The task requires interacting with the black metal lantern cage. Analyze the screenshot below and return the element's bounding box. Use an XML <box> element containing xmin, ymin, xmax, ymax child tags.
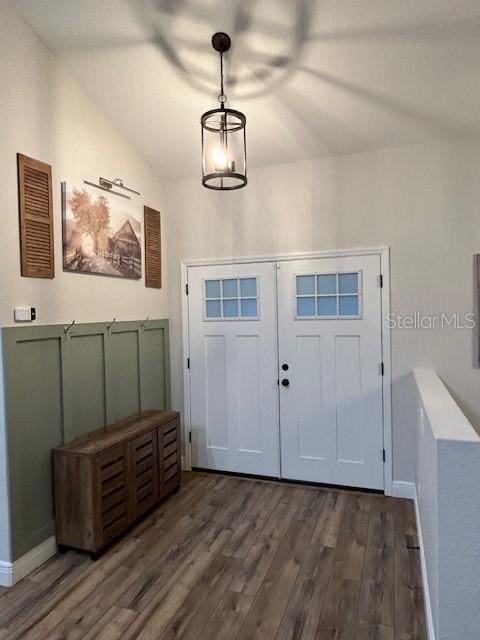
<box><xmin>201</xmin><ymin>32</ymin><xmax>247</xmax><ymax>190</ymax></box>
<box><xmin>201</xmin><ymin>107</ymin><xmax>246</xmax><ymax>190</ymax></box>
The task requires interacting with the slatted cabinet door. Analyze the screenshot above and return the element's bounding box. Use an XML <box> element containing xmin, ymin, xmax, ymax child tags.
<box><xmin>130</xmin><ymin>430</ymin><xmax>159</xmax><ymax>519</ymax></box>
<box><xmin>97</xmin><ymin>445</ymin><xmax>129</xmax><ymax>546</ymax></box>
<box><xmin>158</xmin><ymin>420</ymin><xmax>181</xmax><ymax>498</ymax></box>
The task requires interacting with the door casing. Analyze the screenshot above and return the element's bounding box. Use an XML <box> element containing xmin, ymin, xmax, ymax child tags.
<box><xmin>181</xmin><ymin>246</ymin><xmax>392</xmax><ymax>495</ymax></box>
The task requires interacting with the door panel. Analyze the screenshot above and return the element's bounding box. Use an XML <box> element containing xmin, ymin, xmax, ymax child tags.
<box><xmin>277</xmin><ymin>255</ymin><xmax>384</xmax><ymax>490</ymax></box>
<box><xmin>236</xmin><ymin>335</ymin><xmax>262</xmax><ymax>453</ymax></box>
<box><xmin>295</xmin><ymin>335</ymin><xmax>328</xmax><ymax>460</ymax></box>
<box><xmin>204</xmin><ymin>335</ymin><xmax>228</xmax><ymax>449</ymax></box>
<box><xmin>188</xmin><ymin>262</ymin><xmax>279</xmax><ymax>477</ymax></box>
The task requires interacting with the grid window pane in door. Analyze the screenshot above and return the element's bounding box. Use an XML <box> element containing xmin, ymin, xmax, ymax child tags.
<box><xmin>205</xmin><ymin>280</ymin><xmax>221</xmax><ymax>298</ymax></box>
<box><xmin>297</xmin><ymin>275</ymin><xmax>315</xmax><ymax>295</ymax></box>
<box><xmin>241</xmin><ymin>298</ymin><xmax>257</xmax><ymax>317</ymax></box>
<box><xmin>317</xmin><ymin>274</ymin><xmax>337</xmax><ymax>294</ymax></box>
<box><xmin>338</xmin><ymin>273</ymin><xmax>358</xmax><ymax>294</ymax></box>
<box><xmin>222</xmin><ymin>279</ymin><xmax>238</xmax><ymax>298</ymax></box>
<box><xmin>223</xmin><ymin>299</ymin><xmax>239</xmax><ymax>317</ymax></box>
<box><xmin>204</xmin><ymin>277</ymin><xmax>258</xmax><ymax>320</ymax></box>
<box><xmin>206</xmin><ymin>300</ymin><xmax>221</xmax><ymax>318</ymax></box>
<box><xmin>339</xmin><ymin>295</ymin><xmax>358</xmax><ymax>316</ymax></box>
<box><xmin>297</xmin><ymin>297</ymin><xmax>316</xmax><ymax>317</ymax></box>
<box><xmin>240</xmin><ymin>278</ymin><xmax>257</xmax><ymax>297</ymax></box>
<box><xmin>296</xmin><ymin>271</ymin><xmax>361</xmax><ymax>319</ymax></box>
<box><xmin>318</xmin><ymin>296</ymin><xmax>337</xmax><ymax>316</ymax></box>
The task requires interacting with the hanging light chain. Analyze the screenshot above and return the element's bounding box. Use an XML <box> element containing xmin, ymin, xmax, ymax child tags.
<box><xmin>218</xmin><ymin>50</ymin><xmax>227</xmax><ymax>106</ymax></box>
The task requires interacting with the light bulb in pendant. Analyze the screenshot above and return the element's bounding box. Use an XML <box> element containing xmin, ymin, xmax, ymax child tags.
<box><xmin>212</xmin><ymin>145</ymin><xmax>228</xmax><ymax>171</ymax></box>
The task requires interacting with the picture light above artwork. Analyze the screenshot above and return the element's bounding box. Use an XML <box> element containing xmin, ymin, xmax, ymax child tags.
<box><xmin>83</xmin><ymin>176</ymin><xmax>141</xmax><ymax>200</ymax></box>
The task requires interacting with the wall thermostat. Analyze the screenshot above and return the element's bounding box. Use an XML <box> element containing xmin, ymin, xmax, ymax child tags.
<box><xmin>14</xmin><ymin>307</ymin><xmax>36</xmax><ymax>322</ymax></box>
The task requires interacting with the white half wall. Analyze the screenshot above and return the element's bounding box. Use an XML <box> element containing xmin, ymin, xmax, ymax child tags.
<box><xmin>165</xmin><ymin>138</ymin><xmax>480</xmax><ymax>482</ymax></box>
<box><xmin>414</xmin><ymin>368</ymin><xmax>480</xmax><ymax>640</ymax></box>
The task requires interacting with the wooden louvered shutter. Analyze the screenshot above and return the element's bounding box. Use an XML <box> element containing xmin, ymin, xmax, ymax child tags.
<box><xmin>144</xmin><ymin>206</ymin><xmax>161</xmax><ymax>288</ymax></box>
<box><xmin>17</xmin><ymin>153</ymin><xmax>54</xmax><ymax>278</ymax></box>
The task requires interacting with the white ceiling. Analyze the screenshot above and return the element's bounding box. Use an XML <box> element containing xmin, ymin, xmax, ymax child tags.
<box><xmin>12</xmin><ymin>0</ymin><xmax>480</xmax><ymax>180</ymax></box>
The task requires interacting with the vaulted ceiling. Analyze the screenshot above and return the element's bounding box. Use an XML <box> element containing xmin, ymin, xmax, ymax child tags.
<box><xmin>12</xmin><ymin>0</ymin><xmax>480</xmax><ymax>180</ymax></box>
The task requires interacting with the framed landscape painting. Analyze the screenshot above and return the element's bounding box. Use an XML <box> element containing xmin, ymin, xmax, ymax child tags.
<box><xmin>62</xmin><ymin>181</ymin><xmax>142</xmax><ymax>279</ymax></box>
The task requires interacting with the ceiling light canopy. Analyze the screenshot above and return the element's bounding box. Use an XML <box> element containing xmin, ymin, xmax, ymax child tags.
<box><xmin>201</xmin><ymin>32</ymin><xmax>247</xmax><ymax>191</ymax></box>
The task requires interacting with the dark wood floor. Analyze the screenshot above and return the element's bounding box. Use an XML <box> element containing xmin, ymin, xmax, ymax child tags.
<box><xmin>0</xmin><ymin>472</ymin><xmax>426</xmax><ymax>640</ymax></box>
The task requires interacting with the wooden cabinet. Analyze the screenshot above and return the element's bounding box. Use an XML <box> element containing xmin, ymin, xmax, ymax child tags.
<box><xmin>53</xmin><ymin>410</ymin><xmax>180</xmax><ymax>556</ymax></box>
<box><xmin>130</xmin><ymin>430</ymin><xmax>159</xmax><ymax>519</ymax></box>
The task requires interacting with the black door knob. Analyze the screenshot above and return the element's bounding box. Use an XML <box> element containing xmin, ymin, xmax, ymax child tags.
<box><xmin>281</xmin><ymin>378</ymin><xmax>290</xmax><ymax>387</ymax></box>
<box><xmin>282</xmin><ymin>363</ymin><xmax>289</xmax><ymax>371</ymax></box>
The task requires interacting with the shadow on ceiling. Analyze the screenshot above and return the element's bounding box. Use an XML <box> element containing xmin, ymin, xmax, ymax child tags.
<box><xmin>129</xmin><ymin>0</ymin><xmax>315</xmax><ymax>99</ymax></box>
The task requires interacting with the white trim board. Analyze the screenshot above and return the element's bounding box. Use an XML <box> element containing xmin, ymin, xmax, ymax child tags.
<box><xmin>391</xmin><ymin>480</ymin><xmax>416</xmax><ymax>500</ymax></box>
<box><xmin>390</xmin><ymin>481</ymin><xmax>434</xmax><ymax>640</ymax></box>
<box><xmin>0</xmin><ymin>536</ymin><xmax>57</xmax><ymax>587</ymax></box>
<box><xmin>181</xmin><ymin>246</ymin><xmax>393</xmax><ymax>494</ymax></box>
<box><xmin>413</xmin><ymin>486</ymin><xmax>436</xmax><ymax>640</ymax></box>
<box><xmin>180</xmin><ymin>246</ymin><xmax>390</xmax><ymax>268</ymax></box>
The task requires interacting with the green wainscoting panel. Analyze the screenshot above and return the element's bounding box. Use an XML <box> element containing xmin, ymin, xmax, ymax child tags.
<box><xmin>64</xmin><ymin>332</ymin><xmax>106</xmax><ymax>440</ymax></box>
<box><xmin>2</xmin><ymin>319</ymin><xmax>170</xmax><ymax>560</ymax></box>
<box><xmin>108</xmin><ymin>330</ymin><xmax>140</xmax><ymax>423</ymax></box>
<box><xmin>140</xmin><ymin>327</ymin><xmax>169</xmax><ymax>411</ymax></box>
<box><xmin>12</xmin><ymin>337</ymin><xmax>63</xmax><ymax>556</ymax></box>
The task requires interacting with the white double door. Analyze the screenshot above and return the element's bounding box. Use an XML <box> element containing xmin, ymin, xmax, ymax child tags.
<box><xmin>188</xmin><ymin>254</ymin><xmax>385</xmax><ymax>490</ymax></box>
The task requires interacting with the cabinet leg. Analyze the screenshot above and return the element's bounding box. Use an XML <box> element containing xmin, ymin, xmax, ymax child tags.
<box><xmin>57</xmin><ymin>545</ymin><xmax>69</xmax><ymax>554</ymax></box>
<box><xmin>90</xmin><ymin>551</ymin><xmax>101</xmax><ymax>561</ymax></box>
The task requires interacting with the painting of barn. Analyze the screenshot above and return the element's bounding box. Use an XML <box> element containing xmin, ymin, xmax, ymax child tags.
<box><xmin>62</xmin><ymin>181</ymin><xmax>142</xmax><ymax>279</ymax></box>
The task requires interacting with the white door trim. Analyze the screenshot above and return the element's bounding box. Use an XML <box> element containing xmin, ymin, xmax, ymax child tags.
<box><xmin>181</xmin><ymin>246</ymin><xmax>392</xmax><ymax>495</ymax></box>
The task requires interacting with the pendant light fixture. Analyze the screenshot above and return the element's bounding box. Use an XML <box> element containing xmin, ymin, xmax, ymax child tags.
<box><xmin>201</xmin><ymin>32</ymin><xmax>247</xmax><ymax>190</ymax></box>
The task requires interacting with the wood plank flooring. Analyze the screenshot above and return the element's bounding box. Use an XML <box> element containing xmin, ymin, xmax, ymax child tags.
<box><xmin>0</xmin><ymin>472</ymin><xmax>426</xmax><ymax>639</ymax></box>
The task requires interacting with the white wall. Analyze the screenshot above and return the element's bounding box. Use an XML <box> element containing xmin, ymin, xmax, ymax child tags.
<box><xmin>0</xmin><ymin>2</ymin><xmax>166</xmax><ymax>563</ymax></box>
<box><xmin>0</xmin><ymin>1</ymin><xmax>167</xmax><ymax>327</ymax></box>
<box><xmin>414</xmin><ymin>368</ymin><xmax>480</xmax><ymax>640</ymax></box>
<box><xmin>165</xmin><ymin>137</ymin><xmax>480</xmax><ymax>483</ymax></box>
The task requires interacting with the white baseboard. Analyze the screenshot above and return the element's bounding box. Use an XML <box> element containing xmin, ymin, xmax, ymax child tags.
<box><xmin>413</xmin><ymin>487</ymin><xmax>435</xmax><ymax>640</ymax></box>
<box><xmin>391</xmin><ymin>481</ymin><xmax>434</xmax><ymax>639</ymax></box>
<box><xmin>0</xmin><ymin>560</ymin><xmax>12</xmax><ymax>587</ymax></box>
<box><xmin>0</xmin><ymin>536</ymin><xmax>57</xmax><ymax>587</ymax></box>
<box><xmin>391</xmin><ymin>480</ymin><xmax>416</xmax><ymax>500</ymax></box>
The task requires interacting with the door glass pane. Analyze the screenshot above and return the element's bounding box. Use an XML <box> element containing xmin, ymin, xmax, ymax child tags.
<box><xmin>296</xmin><ymin>275</ymin><xmax>315</xmax><ymax>295</ymax></box>
<box><xmin>339</xmin><ymin>295</ymin><xmax>359</xmax><ymax>316</ymax></box>
<box><xmin>241</xmin><ymin>298</ymin><xmax>257</xmax><ymax>317</ymax></box>
<box><xmin>205</xmin><ymin>280</ymin><xmax>220</xmax><ymax>298</ymax></box>
<box><xmin>338</xmin><ymin>273</ymin><xmax>358</xmax><ymax>294</ymax></box>
<box><xmin>206</xmin><ymin>300</ymin><xmax>221</xmax><ymax>318</ymax></box>
<box><xmin>318</xmin><ymin>296</ymin><xmax>337</xmax><ymax>316</ymax></box>
<box><xmin>317</xmin><ymin>274</ymin><xmax>337</xmax><ymax>295</ymax></box>
<box><xmin>240</xmin><ymin>277</ymin><xmax>257</xmax><ymax>297</ymax></box>
<box><xmin>297</xmin><ymin>297</ymin><xmax>316</xmax><ymax>316</ymax></box>
<box><xmin>222</xmin><ymin>279</ymin><xmax>238</xmax><ymax>298</ymax></box>
<box><xmin>223</xmin><ymin>299</ymin><xmax>239</xmax><ymax>317</ymax></box>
